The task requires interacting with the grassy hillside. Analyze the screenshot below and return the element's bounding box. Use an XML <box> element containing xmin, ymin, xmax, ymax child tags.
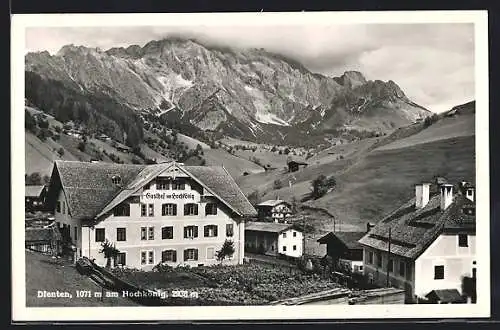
<box><xmin>202</xmin><ymin>148</ymin><xmax>265</xmax><ymax>179</ymax></box>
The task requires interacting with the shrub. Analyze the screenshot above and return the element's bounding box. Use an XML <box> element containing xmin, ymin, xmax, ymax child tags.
<box><xmin>26</xmin><ymin>172</ymin><xmax>42</xmax><ymax>185</ymax></box>
<box><xmin>57</xmin><ymin>148</ymin><xmax>65</xmax><ymax>157</ymax></box>
<box><xmin>311</xmin><ymin>174</ymin><xmax>336</xmax><ymax>199</ymax></box>
<box><xmin>273</xmin><ymin>179</ymin><xmax>282</xmax><ymax>190</ymax></box>
<box><xmin>216</xmin><ymin>240</ymin><xmax>235</xmax><ymax>262</ymax></box>
<box><xmin>423</xmin><ymin>114</ymin><xmax>439</xmax><ymax>127</ymax></box>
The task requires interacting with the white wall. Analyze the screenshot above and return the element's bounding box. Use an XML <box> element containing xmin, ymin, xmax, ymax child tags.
<box><xmin>54</xmin><ymin>189</ymin><xmax>81</xmax><ymax>257</ymax></box>
<box><xmin>277</xmin><ymin>229</ymin><xmax>303</xmax><ymax>257</ymax></box>
<box><xmin>81</xmin><ymin>171</ymin><xmax>244</xmax><ymax>270</ymax></box>
<box><xmin>414</xmin><ymin>233</ymin><xmax>476</xmax><ymax>298</ymax></box>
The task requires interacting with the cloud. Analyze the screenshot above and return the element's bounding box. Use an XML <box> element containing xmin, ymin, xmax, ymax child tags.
<box><xmin>25</xmin><ymin>23</ymin><xmax>475</xmax><ymax>113</ymax></box>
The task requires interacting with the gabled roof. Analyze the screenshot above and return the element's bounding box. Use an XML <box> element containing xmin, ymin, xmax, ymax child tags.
<box><xmin>317</xmin><ymin>231</ymin><xmax>365</xmax><ymax>250</ymax></box>
<box><xmin>49</xmin><ymin>160</ymin><xmax>257</xmax><ymax>222</ymax></box>
<box><xmin>245</xmin><ymin>221</ymin><xmax>294</xmax><ymax>234</ymax></box>
<box><xmin>425</xmin><ymin>289</ymin><xmax>463</xmax><ymax>303</ymax></box>
<box><xmin>359</xmin><ymin>189</ymin><xmax>476</xmax><ymax>259</ymax></box>
<box><xmin>25</xmin><ymin>185</ymin><xmax>46</xmax><ymax>197</ymax></box>
<box><xmin>257</xmin><ymin>199</ymin><xmax>290</xmax><ymax>207</ymax></box>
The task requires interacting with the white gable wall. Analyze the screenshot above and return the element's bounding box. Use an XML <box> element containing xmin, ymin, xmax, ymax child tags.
<box><xmin>54</xmin><ymin>189</ymin><xmax>82</xmax><ymax>258</ymax></box>
<box><xmin>414</xmin><ymin>233</ymin><xmax>476</xmax><ymax>298</ymax></box>
<box><xmin>277</xmin><ymin>229</ymin><xmax>303</xmax><ymax>257</ymax></box>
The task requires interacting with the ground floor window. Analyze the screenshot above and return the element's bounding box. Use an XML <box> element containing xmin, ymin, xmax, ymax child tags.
<box><xmin>207</xmin><ymin>247</ymin><xmax>215</xmax><ymax>260</ymax></box>
<box><xmin>141</xmin><ymin>250</ymin><xmax>154</xmax><ymax>265</ymax></box>
<box><xmin>116</xmin><ymin>252</ymin><xmax>126</xmax><ymax>266</ymax></box>
<box><xmin>161</xmin><ymin>250</ymin><xmax>177</xmax><ymax>262</ymax></box>
<box><xmin>282</xmin><ymin>246</ymin><xmax>287</xmax><ymax>252</ymax></box>
<box><xmin>184</xmin><ymin>248</ymin><xmax>198</xmax><ymax>261</ymax></box>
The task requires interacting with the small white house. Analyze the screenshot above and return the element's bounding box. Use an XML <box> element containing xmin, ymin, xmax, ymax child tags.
<box><xmin>245</xmin><ymin>222</ymin><xmax>303</xmax><ymax>258</ymax></box>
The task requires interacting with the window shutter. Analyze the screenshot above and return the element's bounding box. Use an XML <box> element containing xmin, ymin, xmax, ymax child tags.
<box><xmin>184</xmin><ymin>249</ymin><xmax>188</xmax><ymax>261</ymax></box>
<box><xmin>184</xmin><ymin>227</ymin><xmax>187</xmax><ymax>238</ymax></box>
<box><xmin>214</xmin><ymin>225</ymin><xmax>218</xmax><ymax>237</ymax></box>
<box><xmin>173</xmin><ymin>250</ymin><xmax>177</xmax><ymax>262</ymax></box>
<box><xmin>195</xmin><ymin>205</ymin><xmax>198</xmax><ymax>215</ymax></box>
<box><xmin>173</xmin><ymin>204</ymin><xmax>177</xmax><ymax>216</ymax></box>
<box><xmin>194</xmin><ymin>226</ymin><xmax>198</xmax><ymax>238</ymax></box>
<box><xmin>194</xmin><ymin>249</ymin><xmax>198</xmax><ymax>261</ymax></box>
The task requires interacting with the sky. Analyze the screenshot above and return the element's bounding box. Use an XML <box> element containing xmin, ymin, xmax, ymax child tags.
<box><xmin>25</xmin><ymin>23</ymin><xmax>475</xmax><ymax>113</ymax></box>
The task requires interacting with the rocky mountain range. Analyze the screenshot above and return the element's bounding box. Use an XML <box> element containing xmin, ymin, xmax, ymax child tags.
<box><xmin>25</xmin><ymin>37</ymin><xmax>431</xmax><ymax>146</ymax></box>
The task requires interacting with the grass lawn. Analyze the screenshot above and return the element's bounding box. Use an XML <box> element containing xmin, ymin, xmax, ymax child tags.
<box><xmin>112</xmin><ymin>262</ymin><xmax>342</xmax><ymax>305</ymax></box>
<box><xmin>25</xmin><ymin>250</ymin><xmax>138</xmax><ymax>307</ymax></box>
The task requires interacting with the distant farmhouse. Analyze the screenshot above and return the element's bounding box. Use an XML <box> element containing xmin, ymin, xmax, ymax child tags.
<box><xmin>256</xmin><ymin>199</ymin><xmax>293</xmax><ymax>223</ymax></box>
<box><xmin>287</xmin><ymin>160</ymin><xmax>308</xmax><ymax>173</ymax></box>
<box><xmin>25</xmin><ymin>185</ymin><xmax>47</xmax><ymax>212</ymax></box>
<box><xmin>245</xmin><ymin>222</ymin><xmax>303</xmax><ymax>258</ymax></box>
<box><xmin>359</xmin><ymin>179</ymin><xmax>476</xmax><ymax>304</ymax></box>
<box><xmin>45</xmin><ymin>160</ymin><xmax>256</xmax><ymax>269</ymax></box>
<box><xmin>317</xmin><ymin>231</ymin><xmax>366</xmax><ymax>274</ymax></box>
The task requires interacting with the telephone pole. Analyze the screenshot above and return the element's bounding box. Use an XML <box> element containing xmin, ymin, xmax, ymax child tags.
<box><xmin>386</xmin><ymin>227</ymin><xmax>392</xmax><ymax>287</ymax></box>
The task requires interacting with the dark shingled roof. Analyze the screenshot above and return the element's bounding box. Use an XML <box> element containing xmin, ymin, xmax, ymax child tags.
<box><xmin>25</xmin><ymin>185</ymin><xmax>46</xmax><ymax>197</ymax></box>
<box><xmin>50</xmin><ymin>160</ymin><xmax>256</xmax><ymax>222</ymax></box>
<box><xmin>245</xmin><ymin>221</ymin><xmax>294</xmax><ymax>233</ymax></box>
<box><xmin>25</xmin><ymin>227</ymin><xmax>62</xmax><ymax>242</ymax></box>
<box><xmin>359</xmin><ymin>190</ymin><xmax>475</xmax><ymax>259</ymax></box>
<box><xmin>425</xmin><ymin>289</ymin><xmax>463</xmax><ymax>303</ymax></box>
<box><xmin>317</xmin><ymin>231</ymin><xmax>366</xmax><ymax>250</ymax></box>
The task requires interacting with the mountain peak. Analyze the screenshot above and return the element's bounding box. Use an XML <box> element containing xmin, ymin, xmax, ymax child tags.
<box><xmin>334</xmin><ymin>71</ymin><xmax>367</xmax><ymax>88</ymax></box>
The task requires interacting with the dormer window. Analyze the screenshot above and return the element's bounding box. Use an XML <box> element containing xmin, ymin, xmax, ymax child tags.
<box><xmin>112</xmin><ymin>175</ymin><xmax>122</xmax><ymax>185</ymax></box>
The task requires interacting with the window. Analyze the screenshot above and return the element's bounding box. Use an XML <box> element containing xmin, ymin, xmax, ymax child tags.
<box><xmin>399</xmin><ymin>261</ymin><xmax>405</xmax><ymax>277</ymax></box>
<box><xmin>62</xmin><ymin>201</ymin><xmax>66</xmax><ymax>214</ymax></box>
<box><xmin>140</xmin><ymin>227</ymin><xmax>147</xmax><ymax>240</ymax></box>
<box><xmin>74</xmin><ymin>226</ymin><xmax>78</xmax><ymax>241</ymax></box>
<box><xmin>117</xmin><ymin>228</ymin><xmax>126</xmax><ymax>241</ymax></box>
<box><xmin>368</xmin><ymin>251</ymin><xmax>374</xmax><ymax>264</ymax></box>
<box><xmin>184</xmin><ymin>203</ymin><xmax>198</xmax><ymax>216</ymax></box>
<box><xmin>283</xmin><ymin>246</ymin><xmax>287</xmax><ymax>252</ymax></box>
<box><xmin>116</xmin><ymin>252</ymin><xmax>126</xmax><ymax>266</ymax></box>
<box><xmin>156</xmin><ymin>178</ymin><xmax>170</xmax><ymax>190</ymax></box>
<box><xmin>141</xmin><ymin>251</ymin><xmax>147</xmax><ymax>265</ymax></box>
<box><xmin>148</xmin><ymin>204</ymin><xmax>154</xmax><ymax>217</ymax></box>
<box><xmin>434</xmin><ymin>265</ymin><xmax>445</xmax><ymax>280</ymax></box>
<box><xmin>95</xmin><ymin>228</ymin><xmax>105</xmax><ymax>242</ymax></box>
<box><xmin>162</xmin><ymin>250</ymin><xmax>177</xmax><ymax>262</ymax></box>
<box><xmin>112</xmin><ymin>175</ymin><xmax>122</xmax><ymax>185</ymax></box>
<box><xmin>204</xmin><ymin>225</ymin><xmax>218</xmax><ymax>237</ymax></box>
<box><xmin>377</xmin><ymin>253</ymin><xmax>382</xmax><ymax>267</ymax></box>
<box><xmin>141</xmin><ymin>204</ymin><xmax>154</xmax><ymax>216</ymax></box>
<box><xmin>143</xmin><ymin>182</ymin><xmax>151</xmax><ymax>190</ymax></box>
<box><xmin>172</xmin><ymin>180</ymin><xmax>185</xmax><ymax>190</ymax></box>
<box><xmin>293</xmin><ymin>231</ymin><xmax>297</xmax><ymax>237</ymax></box>
<box><xmin>162</xmin><ymin>203</ymin><xmax>177</xmax><ymax>216</ymax></box>
<box><xmin>226</xmin><ymin>224</ymin><xmax>234</xmax><ymax>237</ymax></box>
<box><xmin>293</xmin><ymin>245</ymin><xmax>297</xmax><ymax>251</ymax></box>
<box><xmin>148</xmin><ymin>227</ymin><xmax>155</xmax><ymax>240</ymax></box>
<box><xmin>283</xmin><ymin>233</ymin><xmax>287</xmax><ymax>238</ymax></box>
<box><xmin>148</xmin><ymin>251</ymin><xmax>154</xmax><ymax>264</ymax></box>
<box><xmin>387</xmin><ymin>259</ymin><xmax>394</xmax><ymax>273</ymax></box>
<box><xmin>205</xmin><ymin>203</ymin><xmax>217</xmax><ymax>215</ymax></box>
<box><xmin>359</xmin><ymin>265</ymin><xmax>363</xmax><ymax>271</ymax></box>
<box><xmin>184</xmin><ymin>249</ymin><xmax>198</xmax><ymax>261</ymax></box>
<box><xmin>141</xmin><ymin>204</ymin><xmax>147</xmax><ymax>217</ymax></box>
<box><xmin>458</xmin><ymin>234</ymin><xmax>468</xmax><ymax>247</ymax></box>
<box><xmin>113</xmin><ymin>204</ymin><xmax>130</xmax><ymax>217</ymax></box>
<box><xmin>56</xmin><ymin>201</ymin><xmax>61</xmax><ymax>213</ymax></box>
<box><xmin>184</xmin><ymin>226</ymin><xmax>198</xmax><ymax>239</ymax></box>
<box><xmin>207</xmin><ymin>247</ymin><xmax>215</xmax><ymax>260</ymax></box>
<box><xmin>162</xmin><ymin>226</ymin><xmax>173</xmax><ymax>239</ymax></box>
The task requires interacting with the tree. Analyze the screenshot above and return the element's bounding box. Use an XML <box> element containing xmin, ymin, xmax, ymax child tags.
<box><xmin>26</xmin><ymin>172</ymin><xmax>42</xmax><ymax>185</ymax></box>
<box><xmin>247</xmin><ymin>190</ymin><xmax>260</xmax><ymax>205</ymax></box>
<box><xmin>216</xmin><ymin>239</ymin><xmax>235</xmax><ymax>263</ymax></box>
<box><xmin>311</xmin><ymin>174</ymin><xmax>337</xmax><ymax>199</ymax></box>
<box><xmin>57</xmin><ymin>148</ymin><xmax>65</xmax><ymax>157</ymax></box>
<box><xmin>273</xmin><ymin>179</ymin><xmax>282</xmax><ymax>190</ymax></box>
<box><xmin>99</xmin><ymin>239</ymin><xmax>120</xmax><ymax>268</ymax></box>
<box><xmin>77</xmin><ymin>141</ymin><xmax>86</xmax><ymax>152</ymax></box>
<box><xmin>42</xmin><ymin>175</ymin><xmax>50</xmax><ymax>185</ymax></box>
<box><xmin>25</xmin><ymin>110</ymin><xmax>36</xmax><ymax>132</ymax></box>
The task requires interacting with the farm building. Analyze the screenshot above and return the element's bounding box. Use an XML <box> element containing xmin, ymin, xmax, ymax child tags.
<box><xmin>45</xmin><ymin>160</ymin><xmax>256</xmax><ymax>270</ymax></box>
<box><xmin>114</xmin><ymin>142</ymin><xmax>132</xmax><ymax>153</ymax></box>
<box><xmin>287</xmin><ymin>160</ymin><xmax>308</xmax><ymax>173</ymax></box>
<box><xmin>317</xmin><ymin>231</ymin><xmax>366</xmax><ymax>274</ymax></box>
<box><xmin>256</xmin><ymin>199</ymin><xmax>293</xmax><ymax>223</ymax></box>
<box><xmin>359</xmin><ymin>179</ymin><xmax>476</xmax><ymax>304</ymax></box>
<box><xmin>25</xmin><ymin>225</ymin><xmax>63</xmax><ymax>255</ymax></box>
<box><xmin>25</xmin><ymin>185</ymin><xmax>47</xmax><ymax>212</ymax></box>
<box><xmin>245</xmin><ymin>222</ymin><xmax>303</xmax><ymax>258</ymax></box>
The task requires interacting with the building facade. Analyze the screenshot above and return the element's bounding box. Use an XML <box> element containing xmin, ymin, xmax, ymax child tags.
<box><xmin>245</xmin><ymin>222</ymin><xmax>303</xmax><ymax>258</ymax></box>
<box><xmin>359</xmin><ymin>180</ymin><xmax>476</xmax><ymax>303</ymax></box>
<box><xmin>25</xmin><ymin>185</ymin><xmax>47</xmax><ymax>212</ymax></box>
<box><xmin>256</xmin><ymin>200</ymin><xmax>293</xmax><ymax>223</ymax></box>
<box><xmin>317</xmin><ymin>231</ymin><xmax>366</xmax><ymax>274</ymax></box>
<box><xmin>47</xmin><ymin>161</ymin><xmax>257</xmax><ymax>270</ymax></box>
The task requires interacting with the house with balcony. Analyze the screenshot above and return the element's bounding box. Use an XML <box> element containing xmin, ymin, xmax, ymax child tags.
<box><xmin>358</xmin><ymin>179</ymin><xmax>476</xmax><ymax>304</ymax></box>
<box><xmin>255</xmin><ymin>199</ymin><xmax>293</xmax><ymax>223</ymax></box>
<box><xmin>44</xmin><ymin>160</ymin><xmax>257</xmax><ymax>270</ymax></box>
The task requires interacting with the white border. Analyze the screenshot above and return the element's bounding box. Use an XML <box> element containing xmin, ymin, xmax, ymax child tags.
<box><xmin>11</xmin><ymin>11</ymin><xmax>490</xmax><ymax>322</ymax></box>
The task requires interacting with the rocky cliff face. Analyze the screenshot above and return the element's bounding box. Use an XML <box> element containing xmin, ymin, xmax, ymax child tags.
<box><xmin>25</xmin><ymin>37</ymin><xmax>430</xmax><ymax>145</ymax></box>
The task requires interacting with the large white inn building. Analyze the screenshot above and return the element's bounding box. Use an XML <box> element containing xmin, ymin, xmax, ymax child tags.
<box><xmin>45</xmin><ymin>160</ymin><xmax>257</xmax><ymax>269</ymax></box>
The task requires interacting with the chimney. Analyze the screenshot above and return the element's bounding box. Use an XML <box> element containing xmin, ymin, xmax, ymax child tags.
<box><xmin>440</xmin><ymin>184</ymin><xmax>454</xmax><ymax>210</ymax></box>
<box><xmin>366</xmin><ymin>222</ymin><xmax>375</xmax><ymax>233</ymax></box>
<box><xmin>415</xmin><ymin>183</ymin><xmax>431</xmax><ymax>208</ymax></box>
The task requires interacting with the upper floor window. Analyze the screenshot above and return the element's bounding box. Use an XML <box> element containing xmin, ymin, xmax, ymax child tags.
<box><xmin>95</xmin><ymin>228</ymin><xmax>105</xmax><ymax>242</ymax></box>
<box><xmin>140</xmin><ymin>227</ymin><xmax>154</xmax><ymax>240</ymax></box>
<box><xmin>172</xmin><ymin>179</ymin><xmax>185</xmax><ymax>190</ymax></box>
<box><xmin>162</xmin><ymin>203</ymin><xmax>177</xmax><ymax>216</ymax></box>
<box><xmin>293</xmin><ymin>231</ymin><xmax>297</xmax><ymax>237</ymax></box>
<box><xmin>117</xmin><ymin>228</ymin><xmax>126</xmax><ymax>241</ymax></box>
<box><xmin>141</xmin><ymin>203</ymin><xmax>154</xmax><ymax>217</ymax></box>
<box><xmin>205</xmin><ymin>203</ymin><xmax>217</xmax><ymax>215</ymax></box>
<box><xmin>458</xmin><ymin>234</ymin><xmax>468</xmax><ymax>247</ymax></box>
<box><xmin>204</xmin><ymin>225</ymin><xmax>218</xmax><ymax>237</ymax></box>
<box><xmin>434</xmin><ymin>265</ymin><xmax>445</xmax><ymax>280</ymax></box>
<box><xmin>162</xmin><ymin>226</ymin><xmax>174</xmax><ymax>239</ymax></box>
<box><xmin>283</xmin><ymin>232</ymin><xmax>287</xmax><ymax>238</ymax></box>
<box><xmin>143</xmin><ymin>182</ymin><xmax>151</xmax><ymax>190</ymax></box>
<box><xmin>156</xmin><ymin>178</ymin><xmax>170</xmax><ymax>190</ymax></box>
<box><xmin>184</xmin><ymin>226</ymin><xmax>198</xmax><ymax>239</ymax></box>
<box><xmin>113</xmin><ymin>203</ymin><xmax>130</xmax><ymax>217</ymax></box>
<box><xmin>226</xmin><ymin>224</ymin><xmax>234</xmax><ymax>237</ymax></box>
<box><xmin>184</xmin><ymin>203</ymin><xmax>198</xmax><ymax>216</ymax></box>
<box><xmin>111</xmin><ymin>175</ymin><xmax>122</xmax><ymax>185</ymax></box>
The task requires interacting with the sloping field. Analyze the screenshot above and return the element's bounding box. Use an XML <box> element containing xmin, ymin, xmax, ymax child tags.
<box><xmin>308</xmin><ymin>137</ymin><xmax>380</xmax><ymax>166</ymax></box>
<box><xmin>308</xmin><ymin>135</ymin><xmax>475</xmax><ymax>231</ymax></box>
<box><xmin>203</xmin><ymin>148</ymin><xmax>265</xmax><ymax>179</ymax></box>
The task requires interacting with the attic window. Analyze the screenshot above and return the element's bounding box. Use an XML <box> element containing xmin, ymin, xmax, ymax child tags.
<box><xmin>111</xmin><ymin>175</ymin><xmax>122</xmax><ymax>185</ymax></box>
